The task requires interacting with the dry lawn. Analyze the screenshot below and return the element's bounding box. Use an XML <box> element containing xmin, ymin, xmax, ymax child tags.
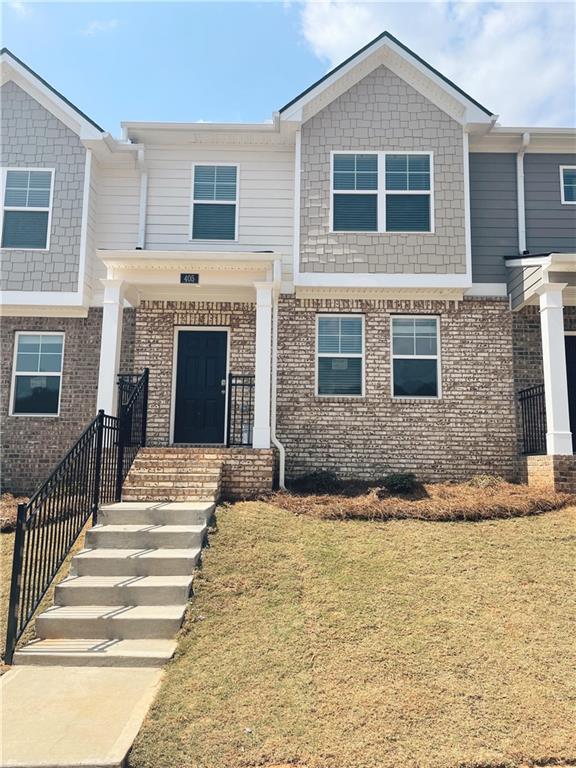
<box><xmin>129</xmin><ymin>502</ymin><xmax>576</xmax><ymax>768</ymax></box>
<box><xmin>272</xmin><ymin>478</ymin><xmax>573</xmax><ymax>522</ymax></box>
<box><xmin>0</xmin><ymin>492</ymin><xmax>27</xmax><ymax>532</ymax></box>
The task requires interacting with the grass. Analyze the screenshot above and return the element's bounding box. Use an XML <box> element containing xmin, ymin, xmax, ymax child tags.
<box><xmin>273</xmin><ymin>477</ymin><xmax>574</xmax><ymax>522</ymax></box>
<box><xmin>129</xmin><ymin>502</ymin><xmax>576</xmax><ymax>768</ymax></box>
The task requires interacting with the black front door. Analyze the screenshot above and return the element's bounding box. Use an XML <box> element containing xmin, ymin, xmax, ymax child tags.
<box><xmin>174</xmin><ymin>331</ymin><xmax>227</xmax><ymax>444</ymax></box>
<box><xmin>566</xmin><ymin>335</ymin><xmax>576</xmax><ymax>451</ymax></box>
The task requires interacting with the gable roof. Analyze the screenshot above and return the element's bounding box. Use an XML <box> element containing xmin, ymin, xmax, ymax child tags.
<box><xmin>0</xmin><ymin>47</ymin><xmax>105</xmax><ymax>134</ymax></box>
<box><xmin>279</xmin><ymin>31</ymin><xmax>494</xmax><ymax>123</ymax></box>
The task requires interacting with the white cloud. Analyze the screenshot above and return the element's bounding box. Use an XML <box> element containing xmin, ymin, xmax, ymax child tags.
<box><xmin>8</xmin><ymin>1</ymin><xmax>32</xmax><ymax>18</ymax></box>
<box><xmin>299</xmin><ymin>1</ymin><xmax>576</xmax><ymax>126</ymax></box>
<box><xmin>81</xmin><ymin>19</ymin><xmax>119</xmax><ymax>37</ymax></box>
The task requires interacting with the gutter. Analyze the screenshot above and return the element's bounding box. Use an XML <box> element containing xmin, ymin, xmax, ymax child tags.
<box><xmin>270</xmin><ymin>261</ymin><xmax>286</xmax><ymax>490</ymax></box>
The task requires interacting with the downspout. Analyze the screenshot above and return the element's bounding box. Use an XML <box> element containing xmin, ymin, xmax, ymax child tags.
<box><xmin>270</xmin><ymin>260</ymin><xmax>286</xmax><ymax>489</ymax></box>
<box><xmin>137</xmin><ymin>147</ymin><xmax>148</xmax><ymax>250</ymax></box>
<box><xmin>516</xmin><ymin>132</ymin><xmax>530</xmax><ymax>254</ymax></box>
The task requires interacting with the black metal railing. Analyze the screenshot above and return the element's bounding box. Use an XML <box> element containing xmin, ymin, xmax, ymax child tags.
<box><xmin>518</xmin><ymin>383</ymin><xmax>546</xmax><ymax>455</ymax></box>
<box><xmin>117</xmin><ymin>373</ymin><xmax>142</xmax><ymax>410</ymax></box>
<box><xmin>4</xmin><ymin>368</ymin><xmax>149</xmax><ymax>665</ymax></box>
<box><xmin>227</xmin><ymin>374</ymin><xmax>255</xmax><ymax>447</ymax></box>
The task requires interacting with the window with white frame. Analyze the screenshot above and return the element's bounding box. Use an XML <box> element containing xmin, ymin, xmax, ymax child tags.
<box><xmin>560</xmin><ymin>166</ymin><xmax>576</xmax><ymax>204</ymax></box>
<box><xmin>332</xmin><ymin>152</ymin><xmax>433</xmax><ymax>233</ymax></box>
<box><xmin>191</xmin><ymin>165</ymin><xmax>238</xmax><ymax>240</ymax></box>
<box><xmin>11</xmin><ymin>333</ymin><xmax>64</xmax><ymax>416</ymax></box>
<box><xmin>391</xmin><ymin>317</ymin><xmax>440</xmax><ymax>398</ymax></box>
<box><xmin>1</xmin><ymin>169</ymin><xmax>54</xmax><ymax>250</ymax></box>
<box><xmin>317</xmin><ymin>315</ymin><xmax>364</xmax><ymax>396</ymax></box>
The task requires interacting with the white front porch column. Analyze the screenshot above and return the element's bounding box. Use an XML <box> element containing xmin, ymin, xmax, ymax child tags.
<box><xmin>96</xmin><ymin>279</ymin><xmax>125</xmax><ymax>415</ymax></box>
<box><xmin>537</xmin><ymin>283</ymin><xmax>572</xmax><ymax>455</ymax></box>
<box><xmin>253</xmin><ymin>282</ymin><xmax>273</xmax><ymax>449</ymax></box>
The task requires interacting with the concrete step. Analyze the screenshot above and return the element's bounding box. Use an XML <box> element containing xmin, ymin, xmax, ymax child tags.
<box><xmin>35</xmin><ymin>604</ymin><xmax>186</xmax><ymax>640</ymax></box>
<box><xmin>73</xmin><ymin>547</ymin><xmax>201</xmax><ymax>576</ymax></box>
<box><xmin>99</xmin><ymin>501</ymin><xmax>214</xmax><ymax>526</ymax></box>
<box><xmin>55</xmin><ymin>575</ymin><xmax>193</xmax><ymax>606</ymax></box>
<box><xmin>14</xmin><ymin>638</ymin><xmax>178</xmax><ymax>667</ymax></box>
<box><xmin>122</xmin><ymin>490</ymin><xmax>218</xmax><ymax>502</ymax></box>
<box><xmin>85</xmin><ymin>523</ymin><xmax>206</xmax><ymax>550</ymax></box>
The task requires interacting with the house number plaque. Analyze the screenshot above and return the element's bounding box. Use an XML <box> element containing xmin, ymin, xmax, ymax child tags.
<box><xmin>180</xmin><ymin>273</ymin><xmax>199</xmax><ymax>284</ymax></box>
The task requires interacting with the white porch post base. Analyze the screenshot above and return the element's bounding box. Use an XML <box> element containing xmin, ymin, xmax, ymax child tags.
<box><xmin>96</xmin><ymin>280</ymin><xmax>125</xmax><ymax>415</ymax></box>
<box><xmin>537</xmin><ymin>283</ymin><xmax>573</xmax><ymax>456</ymax></box>
<box><xmin>253</xmin><ymin>282</ymin><xmax>273</xmax><ymax>449</ymax></box>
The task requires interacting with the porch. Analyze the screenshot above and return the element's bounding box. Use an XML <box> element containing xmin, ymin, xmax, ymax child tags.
<box><xmin>95</xmin><ymin>250</ymin><xmax>281</xmax><ymax>453</ymax></box>
<box><xmin>509</xmin><ymin>253</ymin><xmax>576</xmax><ymax>490</ymax></box>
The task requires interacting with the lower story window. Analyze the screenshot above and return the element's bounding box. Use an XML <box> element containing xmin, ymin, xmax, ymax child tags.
<box><xmin>317</xmin><ymin>315</ymin><xmax>364</xmax><ymax>396</ymax></box>
<box><xmin>11</xmin><ymin>332</ymin><xmax>64</xmax><ymax>415</ymax></box>
<box><xmin>391</xmin><ymin>316</ymin><xmax>440</xmax><ymax>398</ymax></box>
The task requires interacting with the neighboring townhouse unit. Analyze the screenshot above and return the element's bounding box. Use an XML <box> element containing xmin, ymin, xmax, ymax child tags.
<box><xmin>1</xmin><ymin>34</ymin><xmax>575</xmax><ymax>497</ymax></box>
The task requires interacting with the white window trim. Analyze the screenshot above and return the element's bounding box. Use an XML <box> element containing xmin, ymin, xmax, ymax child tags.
<box><xmin>559</xmin><ymin>165</ymin><xmax>576</xmax><ymax>205</ymax></box>
<box><xmin>189</xmin><ymin>162</ymin><xmax>240</xmax><ymax>243</ymax></box>
<box><xmin>315</xmin><ymin>313</ymin><xmax>365</xmax><ymax>398</ymax></box>
<box><xmin>390</xmin><ymin>315</ymin><xmax>442</xmax><ymax>400</ymax></box>
<box><xmin>330</xmin><ymin>151</ymin><xmax>435</xmax><ymax>234</ymax></box>
<box><xmin>0</xmin><ymin>167</ymin><xmax>55</xmax><ymax>251</ymax></box>
<box><xmin>10</xmin><ymin>331</ymin><xmax>65</xmax><ymax>417</ymax></box>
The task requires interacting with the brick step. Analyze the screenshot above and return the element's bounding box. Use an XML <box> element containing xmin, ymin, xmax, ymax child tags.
<box><xmin>85</xmin><ymin>524</ymin><xmax>206</xmax><ymax>550</ymax></box>
<box><xmin>14</xmin><ymin>638</ymin><xmax>178</xmax><ymax>667</ymax></box>
<box><xmin>73</xmin><ymin>547</ymin><xmax>201</xmax><ymax>576</ymax></box>
<box><xmin>126</xmin><ymin>471</ymin><xmax>220</xmax><ymax>483</ymax></box>
<box><xmin>129</xmin><ymin>463</ymin><xmax>222</xmax><ymax>474</ymax></box>
<box><xmin>139</xmin><ymin>449</ymin><xmax>227</xmax><ymax>457</ymax></box>
<box><xmin>35</xmin><ymin>604</ymin><xmax>186</xmax><ymax>640</ymax></box>
<box><xmin>55</xmin><ymin>575</ymin><xmax>193</xmax><ymax>606</ymax></box>
<box><xmin>99</xmin><ymin>501</ymin><xmax>214</xmax><ymax>526</ymax></box>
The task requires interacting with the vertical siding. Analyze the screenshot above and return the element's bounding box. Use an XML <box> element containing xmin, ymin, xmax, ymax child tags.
<box><xmin>525</xmin><ymin>153</ymin><xmax>576</xmax><ymax>253</ymax></box>
<box><xmin>469</xmin><ymin>153</ymin><xmax>518</xmax><ymax>283</ymax></box>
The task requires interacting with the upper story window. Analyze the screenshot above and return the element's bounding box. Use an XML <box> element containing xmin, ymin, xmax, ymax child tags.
<box><xmin>1</xmin><ymin>169</ymin><xmax>54</xmax><ymax>250</ymax></box>
<box><xmin>560</xmin><ymin>166</ymin><xmax>576</xmax><ymax>204</ymax></box>
<box><xmin>331</xmin><ymin>152</ymin><xmax>433</xmax><ymax>233</ymax></box>
<box><xmin>316</xmin><ymin>315</ymin><xmax>364</xmax><ymax>397</ymax></box>
<box><xmin>191</xmin><ymin>164</ymin><xmax>238</xmax><ymax>240</ymax></box>
<box><xmin>11</xmin><ymin>332</ymin><xmax>64</xmax><ymax>416</ymax></box>
<box><xmin>391</xmin><ymin>316</ymin><xmax>440</xmax><ymax>398</ymax></box>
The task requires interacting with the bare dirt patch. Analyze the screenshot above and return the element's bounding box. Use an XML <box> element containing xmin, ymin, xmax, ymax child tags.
<box><xmin>0</xmin><ymin>493</ymin><xmax>27</xmax><ymax>533</ymax></box>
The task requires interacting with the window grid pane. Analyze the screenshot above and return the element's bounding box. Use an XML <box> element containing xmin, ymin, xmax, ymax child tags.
<box><xmin>318</xmin><ymin>317</ymin><xmax>362</xmax><ymax>354</ymax></box>
<box><xmin>5</xmin><ymin>170</ymin><xmax>52</xmax><ymax>209</ymax></box>
<box><xmin>193</xmin><ymin>166</ymin><xmax>237</xmax><ymax>202</ymax></box>
<box><xmin>392</xmin><ymin>318</ymin><xmax>437</xmax><ymax>357</ymax></box>
<box><xmin>15</xmin><ymin>334</ymin><xmax>63</xmax><ymax>373</ymax></box>
<box><xmin>563</xmin><ymin>169</ymin><xmax>576</xmax><ymax>201</ymax></box>
<box><xmin>385</xmin><ymin>154</ymin><xmax>430</xmax><ymax>192</ymax></box>
<box><xmin>333</xmin><ymin>154</ymin><xmax>377</xmax><ymax>191</ymax></box>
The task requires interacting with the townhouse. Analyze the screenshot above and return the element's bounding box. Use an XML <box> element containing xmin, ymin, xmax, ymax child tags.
<box><xmin>1</xmin><ymin>33</ymin><xmax>575</xmax><ymax>496</ymax></box>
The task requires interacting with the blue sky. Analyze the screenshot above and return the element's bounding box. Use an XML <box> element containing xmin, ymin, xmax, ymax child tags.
<box><xmin>2</xmin><ymin>1</ymin><xmax>575</xmax><ymax>134</ymax></box>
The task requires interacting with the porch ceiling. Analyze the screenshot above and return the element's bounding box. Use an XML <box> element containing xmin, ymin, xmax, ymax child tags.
<box><xmin>96</xmin><ymin>249</ymin><xmax>281</xmax><ymax>303</ymax></box>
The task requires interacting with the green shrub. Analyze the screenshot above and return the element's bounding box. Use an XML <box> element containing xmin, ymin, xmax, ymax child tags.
<box><xmin>379</xmin><ymin>472</ymin><xmax>419</xmax><ymax>495</ymax></box>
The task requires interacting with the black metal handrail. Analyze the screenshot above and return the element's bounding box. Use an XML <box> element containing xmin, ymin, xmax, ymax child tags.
<box><xmin>117</xmin><ymin>372</ymin><xmax>142</xmax><ymax>411</ymax></box>
<box><xmin>4</xmin><ymin>368</ymin><xmax>149</xmax><ymax>665</ymax></box>
<box><xmin>227</xmin><ymin>374</ymin><xmax>255</xmax><ymax>447</ymax></box>
<box><xmin>518</xmin><ymin>383</ymin><xmax>546</xmax><ymax>455</ymax></box>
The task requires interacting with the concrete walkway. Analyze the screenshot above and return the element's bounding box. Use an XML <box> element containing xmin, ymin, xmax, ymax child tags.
<box><xmin>1</xmin><ymin>666</ymin><xmax>162</xmax><ymax>768</ymax></box>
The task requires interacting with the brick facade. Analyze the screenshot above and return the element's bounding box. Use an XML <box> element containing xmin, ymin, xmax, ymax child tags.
<box><xmin>276</xmin><ymin>296</ymin><xmax>518</xmax><ymax>482</ymax></box>
<box><xmin>0</xmin><ymin>81</ymin><xmax>86</xmax><ymax>292</ymax></box>
<box><xmin>133</xmin><ymin>301</ymin><xmax>256</xmax><ymax>446</ymax></box>
<box><xmin>1</xmin><ymin>309</ymin><xmax>135</xmax><ymax>494</ymax></box>
<box><xmin>300</xmin><ymin>65</ymin><xmax>466</xmax><ymax>275</ymax></box>
<box><xmin>521</xmin><ymin>455</ymin><xmax>576</xmax><ymax>493</ymax></box>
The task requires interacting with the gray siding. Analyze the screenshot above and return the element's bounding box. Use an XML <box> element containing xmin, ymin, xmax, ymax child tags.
<box><xmin>469</xmin><ymin>153</ymin><xmax>518</xmax><ymax>283</ymax></box>
<box><xmin>525</xmin><ymin>153</ymin><xmax>576</xmax><ymax>253</ymax></box>
<box><xmin>299</xmin><ymin>65</ymin><xmax>466</xmax><ymax>275</ymax></box>
<box><xmin>0</xmin><ymin>81</ymin><xmax>86</xmax><ymax>292</ymax></box>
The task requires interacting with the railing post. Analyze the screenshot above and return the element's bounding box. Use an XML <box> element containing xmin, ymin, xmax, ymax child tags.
<box><xmin>141</xmin><ymin>368</ymin><xmax>149</xmax><ymax>447</ymax></box>
<box><xmin>5</xmin><ymin>503</ymin><xmax>27</xmax><ymax>665</ymax></box>
<box><xmin>92</xmin><ymin>409</ymin><xmax>105</xmax><ymax>524</ymax></box>
<box><xmin>115</xmin><ymin>405</ymin><xmax>125</xmax><ymax>502</ymax></box>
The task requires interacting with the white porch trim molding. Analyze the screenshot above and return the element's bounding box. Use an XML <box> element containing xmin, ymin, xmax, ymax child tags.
<box><xmin>536</xmin><ymin>282</ymin><xmax>573</xmax><ymax>455</ymax></box>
